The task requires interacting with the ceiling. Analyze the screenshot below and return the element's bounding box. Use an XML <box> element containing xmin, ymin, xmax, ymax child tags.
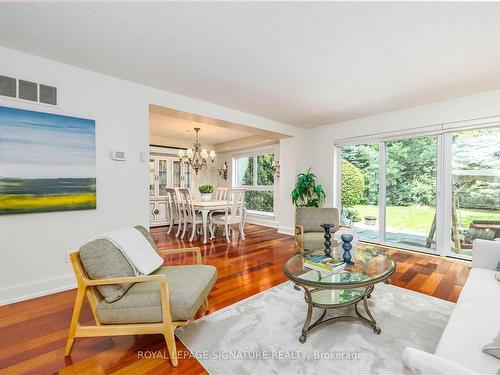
<box><xmin>2</xmin><ymin>2</ymin><xmax>500</xmax><ymax>127</ymax></box>
<box><xmin>150</xmin><ymin>112</ymin><xmax>252</xmax><ymax>145</ymax></box>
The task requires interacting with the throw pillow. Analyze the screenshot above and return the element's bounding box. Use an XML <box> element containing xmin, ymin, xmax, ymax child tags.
<box><xmin>483</xmin><ymin>330</ymin><xmax>500</xmax><ymax>360</ymax></box>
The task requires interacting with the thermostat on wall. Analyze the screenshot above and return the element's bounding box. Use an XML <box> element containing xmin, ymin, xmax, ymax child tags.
<box><xmin>111</xmin><ymin>151</ymin><xmax>126</xmax><ymax>161</ymax></box>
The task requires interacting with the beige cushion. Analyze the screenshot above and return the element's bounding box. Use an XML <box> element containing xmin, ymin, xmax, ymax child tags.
<box><xmin>96</xmin><ymin>265</ymin><xmax>217</xmax><ymax>323</ymax></box>
<box><xmin>79</xmin><ymin>239</ymin><xmax>135</xmax><ymax>303</ymax></box>
<box><xmin>299</xmin><ymin>232</ymin><xmax>338</xmax><ymax>251</ymax></box>
<box><xmin>296</xmin><ymin>208</ymin><xmax>339</xmax><ymax>233</ymax></box>
<box><xmin>79</xmin><ymin>225</ymin><xmax>160</xmax><ymax>303</ymax></box>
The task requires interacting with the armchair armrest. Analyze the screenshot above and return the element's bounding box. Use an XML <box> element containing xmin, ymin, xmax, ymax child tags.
<box><xmin>159</xmin><ymin>247</ymin><xmax>202</xmax><ymax>265</ymax></box>
<box><xmin>402</xmin><ymin>348</ymin><xmax>478</xmax><ymax>374</ymax></box>
<box><xmin>472</xmin><ymin>239</ymin><xmax>500</xmax><ymax>270</ymax></box>
<box><xmin>295</xmin><ymin>224</ymin><xmax>304</xmax><ymax>252</ymax></box>
<box><xmin>84</xmin><ymin>274</ymin><xmax>167</xmax><ymax>286</ymax></box>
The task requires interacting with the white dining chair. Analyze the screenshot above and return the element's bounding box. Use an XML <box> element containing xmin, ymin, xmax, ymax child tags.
<box><xmin>176</xmin><ymin>188</ymin><xmax>203</xmax><ymax>242</ymax></box>
<box><xmin>209</xmin><ymin>188</ymin><xmax>246</xmax><ymax>243</ymax></box>
<box><xmin>165</xmin><ymin>188</ymin><xmax>182</xmax><ymax>237</ymax></box>
<box><xmin>215</xmin><ymin>186</ymin><xmax>228</xmax><ymax>200</ymax></box>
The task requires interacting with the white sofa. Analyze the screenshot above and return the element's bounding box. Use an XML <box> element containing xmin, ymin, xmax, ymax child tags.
<box><xmin>403</xmin><ymin>239</ymin><xmax>500</xmax><ymax>375</ymax></box>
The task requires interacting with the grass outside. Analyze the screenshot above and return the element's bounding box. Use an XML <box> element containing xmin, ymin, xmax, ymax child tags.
<box><xmin>353</xmin><ymin>204</ymin><xmax>500</xmax><ymax>233</ymax></box>
<box><xmin>0</xmin><ymin>193</ymin><xmax>96</xmax><ymax>215</ymax></box>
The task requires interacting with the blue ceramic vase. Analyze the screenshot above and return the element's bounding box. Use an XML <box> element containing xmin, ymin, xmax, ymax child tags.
<box><xmin>341</xmin><ymin>233</ymin><xmax>354</xmax><ymax>264</ymax></box>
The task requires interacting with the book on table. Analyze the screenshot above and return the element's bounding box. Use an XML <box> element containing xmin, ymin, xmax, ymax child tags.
<box><xmin>304</xmin><ymin>255</ymin><xmax>346</xmax><ymax>275</ymax></box>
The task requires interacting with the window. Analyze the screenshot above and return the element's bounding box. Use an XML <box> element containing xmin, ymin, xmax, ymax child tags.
<box><xmin>234</xmin><ymin>152</ymin><xmax>275</xmax><ymax>214</ymax></box>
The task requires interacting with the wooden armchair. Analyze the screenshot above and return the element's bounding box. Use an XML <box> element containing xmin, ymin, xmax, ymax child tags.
<box><xmin>65</xmin><ymin>243</ymin><xmax>216</xmax><ymax>367</ymax></box>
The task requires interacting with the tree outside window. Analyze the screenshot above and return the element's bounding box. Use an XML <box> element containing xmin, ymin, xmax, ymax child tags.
<box><xmin>235</xmin><ymin>153</ymin><xmax>275</xmax><ymax>213</ymax></box>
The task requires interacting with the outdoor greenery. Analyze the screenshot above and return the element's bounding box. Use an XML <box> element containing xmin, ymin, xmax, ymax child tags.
<box><xmin>199</xmin><ymin>184</ymin><xmax>214</xmax><ymax>194</ymax></box>
<box><xmin>244</xmin><ymin>190</ymin><xmax>274</xmax><ymax>212</ymax></box>
<box><xmin>341</xmin><ymin>160</ymin><xmax>365</xmax><ymax>207</ymax></box>
<box><xmin>342</xmin><ymin>137</ymin><xmax>438</xmax><ymax>208</ymax></box>
<box><xmin>355</xmin><ymin>204</ymin><xmax>499</xmax><ymax>233</ymax></box>
<box><xmin>342</xmin><ymin>128</ymin><xmax>500</xmax><ymax>234</ymax></box>
<box><xmin>239</xmin><ymin>154</ymin><xmax>274</xmax><ymax>212</ymax></box>
<box><xmin>291</xmin><ymin>168</ymin><xmax>326</xmax><ymax>207</ymax></box>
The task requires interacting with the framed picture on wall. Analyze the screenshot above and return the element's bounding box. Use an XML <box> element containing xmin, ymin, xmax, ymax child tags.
<box><xmin>0</xmin><ymin>105</ymin><xmax>96</xmax><ymax>215</ymax></box>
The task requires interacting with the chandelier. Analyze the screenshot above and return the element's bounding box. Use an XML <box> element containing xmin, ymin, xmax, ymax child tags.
<box><xmin>177</xmin><ymin>127</ymin><xmax>216</xmax><ymax>175</ymax></box>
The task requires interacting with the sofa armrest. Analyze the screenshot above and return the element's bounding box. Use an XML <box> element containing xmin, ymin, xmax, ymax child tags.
<box><xmin>472</xmin><ymin>239</ymin><xmax>500</xmax><ymax>270</ymax></box>
<box><xmin>402</xmin><ymin>348</ymin><xmax>478</xmax><ymax>375</ymax></box>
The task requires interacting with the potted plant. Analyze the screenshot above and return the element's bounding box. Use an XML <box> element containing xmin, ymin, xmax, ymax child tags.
<box><xmin>199</xmin><ymin>184</ymin><xmax>214</xmax><ymax>201</ymax></box>
<box><xmin>291</xmin><ymin>168</ymin><xmax>326</xmax><ymax>207</ymax></box>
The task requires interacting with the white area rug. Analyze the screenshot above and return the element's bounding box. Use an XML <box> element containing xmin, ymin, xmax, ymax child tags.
<box><xmin>176</xmin><ymin>282</ymin><xmax>454</xmax><ymax>374</ymax></box>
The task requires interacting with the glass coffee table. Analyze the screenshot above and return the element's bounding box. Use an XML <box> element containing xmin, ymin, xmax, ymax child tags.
<box><xmin>283</xmin><ymin>246</ymin><xmax>396</xmax><ymax>343</ymax></box>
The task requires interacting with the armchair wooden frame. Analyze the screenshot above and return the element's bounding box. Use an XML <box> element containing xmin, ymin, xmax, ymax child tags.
<box><xmin>65</xmin><ymin>247</ymin><xmax>206</xmax><ymax>367</ymax></box>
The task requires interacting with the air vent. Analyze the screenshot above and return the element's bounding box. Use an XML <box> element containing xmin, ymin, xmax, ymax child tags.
<box><xmin>0</xmin><ymin>75</ymin><xmax>57</xmax><ymax>106</ymax></box>
<box><xmin>40</xmin><ymin>84</ymin><xmax>57</xmax><ymax>105</ymax></box>
<box><xmin>0</xmin><ymin>75</ymin><xmax>16</xmax><ymax>98</ymax></box>
<box><xmin>19</xmin><ymin>80</ymin><xmax>38</xmax><ymax>102</ymax></box>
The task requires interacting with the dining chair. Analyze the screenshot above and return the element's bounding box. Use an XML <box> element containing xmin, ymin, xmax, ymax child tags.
<box><xmin>165</xmin><ymin>188</ymin><xmax>182</xmax><ymax>237</ymax></box>
<box><xmin>176</xmin><ymin>188</ymin><xmax>203</xmax><ymax>242</ymax></box>
<box><xmin>215</xmin><ymin>186</ymin><xmax>228</xmax><ymax>200</ymax></box>
<box><xmin>209</xmin><ymin>188</ymin><xmax>246</xmax><ymax>243</ymax></box>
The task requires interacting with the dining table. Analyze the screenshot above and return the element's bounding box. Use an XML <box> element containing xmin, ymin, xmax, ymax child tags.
<box><xmin>191</xmin><ymin>199</ymin><xmax>247</xmax><ymax>244</ymax></box>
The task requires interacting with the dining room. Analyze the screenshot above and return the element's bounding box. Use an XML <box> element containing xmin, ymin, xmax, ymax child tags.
<box><xmin>148</xmin><ymin>104</ymin><xmax>286</xmax><ymax>244</ymax></box>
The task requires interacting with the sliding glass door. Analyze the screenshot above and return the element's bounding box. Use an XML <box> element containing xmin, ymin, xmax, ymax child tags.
<box><xmin>339</xmin><ymin>124</ymin><xmax>500</xmax><ymax>258</ymax></box>
<box><xmin>385</xmin><ymin>136</ymin><xmax>438</xmax><ymax>250</ymax></box>
<box><xmin>341</xmin><ymin>143</ymin><xmax>380</xmax><ymax>243</ymax></box>
<box><xmin>448</xmin><ymin>127</ymin><xmax>500</xmax><ymax>257</ymax></box>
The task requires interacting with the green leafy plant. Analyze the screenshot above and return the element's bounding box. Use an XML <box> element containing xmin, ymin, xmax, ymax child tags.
<box><xmin>344</xmin><ymin>207</ymin><xmax>361</xmax><ymax>222</ymax></box>
<box><xmin>291</xmin><ymin>168</ymin><xmax>326</xmax><ymax>207</ymax></box>
<box><xmin>199</xmin><ymin>184</ymin><xmax>214</xmax><ymax>194</ymax></box>
<box><xmin>341</xmin><ymin>160</ymin><xmax>365</xmax><ymax>207</ymax></box>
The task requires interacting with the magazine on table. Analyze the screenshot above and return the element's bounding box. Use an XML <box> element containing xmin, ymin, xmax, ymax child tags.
<box><xmin>304</xmin><ymin>254</ymin><xmax>346</xmax><ymax>275</ymax></box>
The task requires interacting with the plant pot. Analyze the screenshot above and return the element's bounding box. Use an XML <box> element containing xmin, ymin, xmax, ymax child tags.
<box><xmin>201</xmin><ymin>193</ymin><xmax>212</xmax><ymax>202</ymax></box>
<box><xmin>365</xmin><ymin>216</ymin><xmax>377</xmax><ymax>226</ymax></box>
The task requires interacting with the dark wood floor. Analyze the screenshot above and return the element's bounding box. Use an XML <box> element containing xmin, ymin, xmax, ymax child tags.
<box><xmin>0</xmin><ymin>224</ymin><xmax>470</xmax><ymax>375</ymax></box>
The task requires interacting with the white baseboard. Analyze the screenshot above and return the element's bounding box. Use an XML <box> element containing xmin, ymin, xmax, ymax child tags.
<box><xmin>0</xmin><ymin>274</ymin><xmax>76</xmax><ymax>306</ymax></box>
<box><xmin>277</xmin><ymin>226</ymin><xmax>294</xmax><ymax>236</ymax></box>
<box><xmin>246</xmin><ymin>215</ymin><xmax>279</xmax><ymax>229</ymax></box>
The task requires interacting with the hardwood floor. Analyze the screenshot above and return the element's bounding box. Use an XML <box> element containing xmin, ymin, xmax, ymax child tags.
<box><xmin>0</xmin><ymin>224</ymin><xmax>470</xmax><ymax>375</ymax></box>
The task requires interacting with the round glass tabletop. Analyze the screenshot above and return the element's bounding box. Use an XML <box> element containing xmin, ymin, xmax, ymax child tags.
<box><xmin>283</xmin><ymin>246</ymin><xmax>396</xmax><ymax>288</ymax></box>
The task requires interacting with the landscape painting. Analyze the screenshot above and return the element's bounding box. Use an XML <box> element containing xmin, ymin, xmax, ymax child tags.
<box><xmin>0</xmin><ymin>106</ymin><xmax>96</xmax><ymax>215</ymax></box>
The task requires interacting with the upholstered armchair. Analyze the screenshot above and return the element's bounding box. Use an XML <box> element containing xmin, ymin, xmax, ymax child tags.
<box><xmin>65</xmin><ymin>225</ymin><xmax>217</xmax><ymax>367</ymax></box>
<box><xmin>295</xmin><ymin>207</ymin><xmax>346</xmax><ymax>252</ymax></box>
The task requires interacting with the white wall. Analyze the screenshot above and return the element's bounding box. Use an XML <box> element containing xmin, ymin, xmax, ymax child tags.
<box><xmin>303</xmin><ymin>89</ymin><xmax>500</xmax><ymax>207</ymax></box>
<box><xmin>278</xmin><ymin>134</ymin><xmax>306</xmax><ymax>235</ymax></box>
<box><xmin>0</xmin><ymin>46</ymin><xmax>300</xmax><ymax>305</ymax></box>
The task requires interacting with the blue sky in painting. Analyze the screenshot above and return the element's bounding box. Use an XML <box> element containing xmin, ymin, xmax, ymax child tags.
<box><xmin>0</xmin><ymin>106</ymin><xmax>95</xmax><ymax>179</ymax></box>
